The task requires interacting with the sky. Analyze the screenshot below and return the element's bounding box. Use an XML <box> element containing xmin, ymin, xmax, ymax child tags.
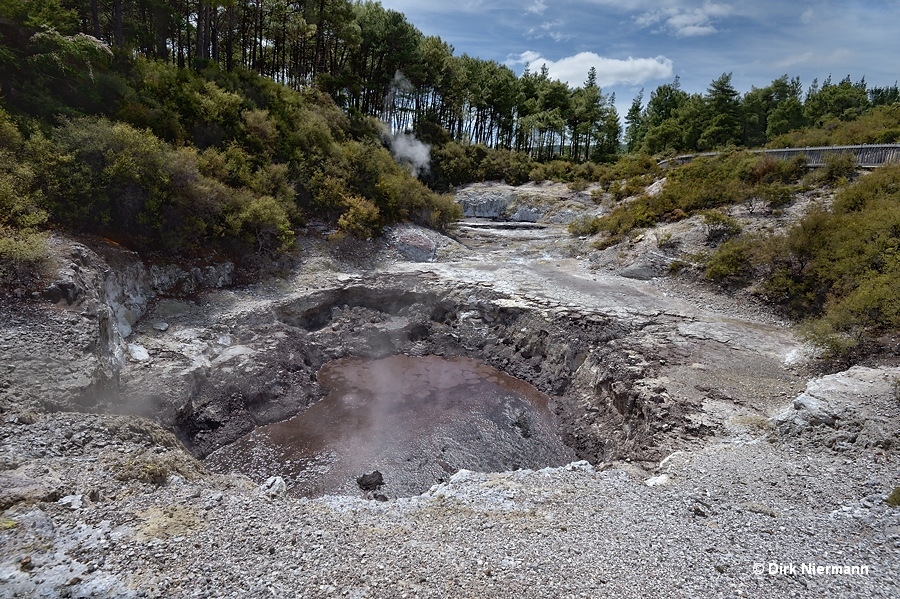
<box><xmin>373</xmin><ymin>0</ymin><xmax>900</xmax><ymax>119</ymax></box>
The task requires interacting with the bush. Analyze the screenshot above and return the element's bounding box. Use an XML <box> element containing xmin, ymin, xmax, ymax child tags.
<box><xmin>708</xmin><ymin>163</ymin><xmax>900</xmax><ymax>358</ymax></box>
<box><xmin>888</xmin><ymin>487</ymin><xmax>900</xmax><ymax>508</ymax></box>
<box><xmin>0</xmin><ymin>144</ymin><xmax>50</xmax><ymax>285</ymax></box>
<box><xmin>568</xmin><ymin>216</ymin><xmax>602</xmax><ymax>236</ymax></box>
<box><xmin>479</xmin><ymin>148</ymin><xmax>534</xmax><ymax>185</ymax></box>
<box><xmin>701</xmin><ymin>210</ymin><xmax>743</xmax><ymax>244</ymax></box>
<box><xmin>0</xmin><ymin>228</ymin><xmax>50</xmax><ymax>285</ymax></box>
<box><xmin>584</xmin><ymin>151</ymin><xmax>806</xmax><ymax>238</ymax></box>
<box><xmin>225</xmin><ymin>194</ymin><xmax>294</xmax><ymax>253</ymax></box>
<box><xmin>757</xmin><ymin>183</ymin><xmax>794</xmax><ymax>210</ymax></box>
<box><xmin>31</xmin><ymin>117</ymin><xmax>173</xmax><ymax>235</ymax></box>
<box><xmin>807</xmin><ymin>152</ymin><xmax>857</xmax><ymax>186</ymax></box>
<box><xmin>704</xmin><ymin>236</ymin><xmax>754</xmax><ymax>282</ymax></box>
<box><xmin>337</xmin><ymin>194</ymin><xmax>381</xmax><ymax>238</ymax></box>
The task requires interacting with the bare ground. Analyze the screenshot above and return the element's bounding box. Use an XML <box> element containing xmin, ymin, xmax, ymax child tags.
<box><xmin>0</xmin><ymin>182</ymin><xmax>898</xmax><ymax>598</ymax></box>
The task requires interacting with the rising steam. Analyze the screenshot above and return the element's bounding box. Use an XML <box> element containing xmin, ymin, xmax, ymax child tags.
<box><xmin>386</xmin><ymin>131</ymin><xmax>431</xmax><ymax>178</ymax></box>
<box><xmin>382</xmin><ymin>71</ymin><xmax>431</xmax><ymax>178</ymax></box>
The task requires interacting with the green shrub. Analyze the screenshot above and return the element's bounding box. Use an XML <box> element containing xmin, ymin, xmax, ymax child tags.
<box><xmin>701</xmin><ymin>210</ymin><xmax>742</xmax><ymax>244</ymax></box>
<box><xmin>704</xmin><ymin>236</ymin><xmax>754</xmax><ymax>282</ymax></box>
<box><xmin>704</xmin><ymin>163</ymin><xmax>900</xmax><ymax>358</ymax></box>
<box><xmin>419</xmin><ymin>193</ymin><xmax>462</xmax><ymax>230</ymax></box>
<box><xmin>583</xmin><ymin>151</ymin><xmax>806</xmax><ymax>238</ymax></box>
<box><xmin>567</xmin><ymin>179</ymin><xmax>589</xmax><ymax>192</ymax></box>
<box><xmin>888</xmin><ymin>487</ymin><xmax>900</xmax><ymax>508</ymax></box>
<box><xmin>479</xmin><ymin>148</ymin><xmax>534</xmax><ymax>185</ymax></box>
<box><xmin>608</xmin><ymin>176</ymin><xmax>650</xmax><ymax>201</ymax></box>
<box><xmin>757</xmin><ymin>183</ymin><xmax>794</xmax><ymax>210</ymax></box>
<box><xmin>595</xmin><ymin>153</ymin><xmax>660</xmax><ymax>187</ymax></box>
<box><xmin>225</xmin><ymin>194</ymin><xmax>294</xmax><ymax>253</ymax></box>
<box><xmin>777</xmin><ymin>154</ymin><xmax>808</xmax><ymax>183</ymax></box>
<box><xmin>808</xmin><ymin>152</ymin><xmax>857</xmax><ymax>186</ymax></box>
<box><xmin>0</xmin><ymin>144</ymin><xmax>51</xmax><ymax>284</ymax></box>
<box><xmin>568</xmin><ymin>216</ymin><xmax>602</xmax><ymax>236</ymax></box>
<box><xmin>337</xmin><ymin>194</ymin><xmax>381</xmax><ymax>238</ymax></box>
<box><xmin>654</xmin><ymin>231</ymin><xmax>677</xmax><ymax>249</ymax></box>
<box><xmin>668</xmin><ymin>259</ymin><xmax>688</xmax><ymax>274</ymax></box>
<box><xmin>0</xmin><ymin>228</ymin><xmax>50</xmax><ymax>284</ymax></box>
<box><xmin>0</xmin><ymin>108</ymin><xmax>23</xmax><ymax>151</ymax></box>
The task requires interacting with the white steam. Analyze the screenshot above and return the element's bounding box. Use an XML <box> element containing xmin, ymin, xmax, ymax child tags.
<box><xmin>386</xmin><ymin>131</ymin><xmax>431</xmax><ymax>178</ymax></box>
<box><xmin>382</xmin><ymin>71</ymin><xmax>431</xmax><ymax>178</ymax></box>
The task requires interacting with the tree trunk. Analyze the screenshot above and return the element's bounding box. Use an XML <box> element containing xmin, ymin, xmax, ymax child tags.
<box><xmin>224</xmin><ymin>5</ymin><xmax>234</xmax><ymax>71</ymax></box>
<box><xmin>195</xmin><ymin>1</ymin><xmax>208</xmax><ymax>64</ymax></box>
<box><xmin>154</xmin><ymin>5</ymin><xmax>169</xmax><ymax>60</ymax></box>
<box><xmin>90</xmin><ymin>0</ymin><xmax>100</xmax><ymax>38</ymax></box>
<box><xmin>113</xmin><ymin>0</ymin><xmax>123</xmax><ymax>46</ymax></box>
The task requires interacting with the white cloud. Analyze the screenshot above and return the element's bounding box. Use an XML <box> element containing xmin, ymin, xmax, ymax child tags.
<box><xmin>674</xmin><ymin>24</ymin><xmax>718</xmax><ymax>37</ymax></box>
<box><xmin>800</xmin><ymin>8</ymin><xmax>814</xmax><ymax>24</ymax></box>
<box><xmin>526</xmin><ymin>0</ymin><xmax>547</xmax><ymax>15</ymax></box>
<box><xmin>635</xmin><ymin>3</ymin><xmax>732</xmax><ymax>37</ymax></box>
<box><xmin>775</xmin><ymin>48</ymin><xmax>852</xmax><ymax>70</ymax></box>
<box><xmin>506</xmin><ymin>51</ymin><xmax>674</xmax><ymax>87</ymax></box>
<box><xmin>514</xmin><ymin>50</ymin><xmax>543</xmax><ymax>64</ymax></box>
<box><xmin>527</xmin><ymin>19</ymin><xmax>574</xmax><ymax>42</ymax></box>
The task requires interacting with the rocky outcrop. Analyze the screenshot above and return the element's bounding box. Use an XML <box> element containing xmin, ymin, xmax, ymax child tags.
<box><xmin>774</xmin><ymin>365</ymin><xmax>900</xmax><ymax>451</ymax></box>
<box><xmin>0</xmin><ymin>237</ymin><xmax>234</xmax><ymax>416</ymax></box>
<box><xmin>455</xmin><ymin>182</ymin><xmax>602</xmax><ymax>224</ymax></box>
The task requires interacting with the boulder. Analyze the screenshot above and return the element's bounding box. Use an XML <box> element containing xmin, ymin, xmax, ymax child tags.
<box><xmin>0</xmin><ymin>473</ymin><xmax>63</xmax><ymax>510</ymax></box>
<box><xmin>356</xmin><ymin>470</ymin><xmax>384</xmax><ymax>491</ymax></box>
<box><xmin>393</xmin><ymin>230</ymin><xmax>437</xmax><ymax>262</ymax></box>
<box><xmin>256</xmin><ymin>476</ymin><xmax>287</xmax><ymax>498</ymax></box>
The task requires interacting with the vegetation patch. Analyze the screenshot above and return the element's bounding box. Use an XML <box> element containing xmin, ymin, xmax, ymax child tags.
<box><xmin>112</xmin><ymin>451</ymin><xmax>205</xmax><ymax>485</ymax></box>
<box><xmin>702</xmin><ymin>162</ymin><xmax>900</xmax><ymax>357</ymax></box>
<box><xmin>887</xmin><ymin>487</ymin><xmax>900</xmax><ymax>508</ymax></box>
<box><xmin>570</xmin><ymin>151</ymin><xmax>805</xmax><ymax>239</ymax></box>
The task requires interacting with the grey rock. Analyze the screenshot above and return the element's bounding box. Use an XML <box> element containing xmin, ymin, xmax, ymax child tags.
<box><xmin>618</xmin><ymin>263</ymin><xmax>658</xmax><ymax>281</ymax></box>
<box><xmin>126</xmin><ymin>344</ymin><xmax>150</xmax><ymax>362</ymax></box>
<box><xmin>393</xmin><ymin>229</ymin><xmax>437</xmax><ymax>262</ymax></box>
<box><xmin>58</xmin><ymin>494</ymin><xmax>84</xmax><ymax>510</ymax></box>
<box><xmin>256</xmin><ymin>476</ymin><xmax>287</xmax><ymax>498</ymax></box>
<box><xmin>0</xmin><ymin>473</ymin><xmax>62</xmax><ymax>509</ymax></box>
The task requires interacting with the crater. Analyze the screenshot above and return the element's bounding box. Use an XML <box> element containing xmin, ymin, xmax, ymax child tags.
<box><xmin>203</xmin><ymin>354</ymin><xmax>574</xmax><ymax>497</ymax></box>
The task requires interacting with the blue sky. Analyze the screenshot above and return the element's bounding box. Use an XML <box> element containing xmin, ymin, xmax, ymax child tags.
<box><xmin>374</xmin><ymin>0</ymin><xmax>900</xmax><ymax>119</ymax></box>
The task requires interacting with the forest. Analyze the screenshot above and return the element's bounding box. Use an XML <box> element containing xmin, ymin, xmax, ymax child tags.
<box><xmin>11</xmin><ymin>0</ymin><xmax>899</xmax><ymax>163</ymax></box>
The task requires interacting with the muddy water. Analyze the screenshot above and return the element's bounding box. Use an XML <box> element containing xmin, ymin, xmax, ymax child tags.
<box><xmin>205</xmin><ymin>355</ymin><xmax>574</xmax><ymax>497</ymax></box>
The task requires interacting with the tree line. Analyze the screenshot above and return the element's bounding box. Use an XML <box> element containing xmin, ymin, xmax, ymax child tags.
<box><xmin>625</xmin><ymin>73</ymin><xmax>900</xmax><ymax>155</ymax></box>
<box><xmin>1</xmin><ymin>0</ymin><xmax>621</xmax><ymax>162</ymax></box>
<box><xmin>7</xmin><ymin>1</ymin><xmax>898</xmax><ymax>165</ymax></box>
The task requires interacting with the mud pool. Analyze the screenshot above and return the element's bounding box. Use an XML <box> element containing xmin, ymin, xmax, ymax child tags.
<box><xmin>204</xmin><ymin>354</ymin><xmax>575</xmax><ymax>497</ymax></box>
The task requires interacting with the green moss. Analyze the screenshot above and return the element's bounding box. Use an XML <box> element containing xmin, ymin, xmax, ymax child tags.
<box><xmin>886</xmin><ymin>487</ymin><xmax>900</xmax><ymax>508</ymax></box>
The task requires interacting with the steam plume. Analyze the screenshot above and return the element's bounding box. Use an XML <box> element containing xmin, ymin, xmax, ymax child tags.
<box><xmin>386</xmin><ymin>131</ymin><xmax>431</xmax><ymax>178</ymax></box>
<box><xmin>382</xmin><ymin>71</ymin><xmax>431</xmax><ymax>178</ymax></box>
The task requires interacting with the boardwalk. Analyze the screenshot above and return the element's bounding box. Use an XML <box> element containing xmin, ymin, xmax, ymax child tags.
<box><xmin>658</xmin><ymin>144</ymin><xmax>900</xmax><ymax>168</ymax></box>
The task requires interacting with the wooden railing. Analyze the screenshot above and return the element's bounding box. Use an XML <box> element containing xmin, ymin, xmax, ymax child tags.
<box><xmin>658</xmin><ymin>144</ymin><xmax>900</xmax><ymax>168</ymax></box>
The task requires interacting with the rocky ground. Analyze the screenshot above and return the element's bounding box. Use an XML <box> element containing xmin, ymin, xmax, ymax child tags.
<box><xmin>1</xmin><ymin>178</ymin><xmax>898</xmax><ymax>598</ymax></box>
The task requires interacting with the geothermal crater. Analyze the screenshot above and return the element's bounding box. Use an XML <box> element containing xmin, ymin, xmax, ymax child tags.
<box><xmin>204</xmin><ymin>354</ymin><xmax>574</xmax><ymax>498</ymax></box>
<box><xmin>160</xmin><ymin>273</ymin><xmax>658</xmax><ymax>486</ymax></box>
